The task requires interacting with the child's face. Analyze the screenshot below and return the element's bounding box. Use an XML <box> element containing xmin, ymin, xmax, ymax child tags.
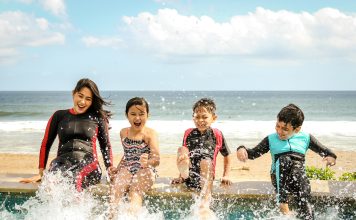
<box><xmin>193</xmin><ymin>107</ymin><xmax>217</xmax><ymax>133</ymax></box>
<box><xmin>275</xmin><ymin>120</ymin><xmax>301</xmax><ymax>140</ymax></box>
<box><xmin>126</xmin><ymin>105</ymin><xmax>148</xmax><ymax>131</ymax></box>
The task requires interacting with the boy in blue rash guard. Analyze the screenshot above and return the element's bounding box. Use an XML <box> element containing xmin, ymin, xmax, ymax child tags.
<box><xmin>237</xmin><ymin>104</ymin><xmax>337</xmax><ymax>220</ymax></box>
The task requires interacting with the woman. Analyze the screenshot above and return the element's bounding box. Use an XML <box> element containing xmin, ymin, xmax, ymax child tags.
<box><xmin>20</xmin><ymin>78</ymin><xmax>113</xmax><ymax>191</ymax></box>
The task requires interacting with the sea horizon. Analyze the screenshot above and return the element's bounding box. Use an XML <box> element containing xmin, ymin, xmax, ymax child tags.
<box><xmin>1</xmin><ymin>91</ymin><xmax>355</xmax><ymax>154</ymax></box>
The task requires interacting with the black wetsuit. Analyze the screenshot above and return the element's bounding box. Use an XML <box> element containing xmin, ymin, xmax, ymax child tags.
<box><xmin>237</xmin><ymin>132</ymin><xmax>337</xmax><ymax>220</ymax></box>
<box><xmin>39</xmin><ymin>108</ymin><xmax>113</xmax><ymax>191</ymax></box>
<box><xmin>182</xmin><ymin>127</ymin><xmax>231</xmax><ymax>190</ymax></box>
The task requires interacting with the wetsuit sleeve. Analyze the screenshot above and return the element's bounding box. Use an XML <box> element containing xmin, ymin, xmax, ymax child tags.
<box><xmin>237</xmin><ymin>137</ymin><xmax>270</xmax><ymax>160</ymax></box>
<box><xmin>39</xmin><ymin>111</ymin><xmax>60</xmax><ymax>169</ymax></box>
<box><xmin>219</xmin><ymin>133</ymin><xmax>231</xmax><ymax>157</ymax></box>
<box><xmin>182</xmin><ymin>128</ymin><xmax>193</xmax><ymax>147</ymax></box>
<box><xmin>97</xmin><ymin>118</ymin><xmax>113</xmax><ymax>169</ymax></box>
<box><xmin>309</xmin><ymin>134</ymin><xmax>337</xmax><ymax>159</ymax></box>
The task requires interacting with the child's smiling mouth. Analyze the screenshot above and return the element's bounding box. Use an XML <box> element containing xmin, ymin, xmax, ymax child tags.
<box><xmin>134</xmin><ymin>122</ymin><xmax>142</xmax><ymax>127</ymax></box>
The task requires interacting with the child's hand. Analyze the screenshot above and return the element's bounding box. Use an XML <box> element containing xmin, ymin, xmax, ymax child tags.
<box><xmin>220</xmin><ymin>176</ymin><xmax>232</xmax><ymax>186</ymax></box>
<box><xmin>171</xmin><ymin>176</ymin><xmax>185</xmax><ymax>185</ymax></box>
<box><xmin>323</xmin><ymin>156</ymin><xmax>336</xmax><ymax>167</ymax></box>
<box><xmin>177</xmin><ymin>153</ymin><xmax>189</xmax><ymax>163</ymax></box>
<box><xmin>140</xmin><ymin>153</ymin><xmax>149</xmax><ymax>168</ymax></box>
<box><xmin>236</xmin><ymin>148</ymin><xmax>248</xmax><ymax>162</ymax></box>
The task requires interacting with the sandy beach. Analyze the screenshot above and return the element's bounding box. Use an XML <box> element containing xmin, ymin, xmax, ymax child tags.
<box><xmin>0</xmin><ymin>150</ymin><xmax>354</xmax><ymax>182</ymax></box>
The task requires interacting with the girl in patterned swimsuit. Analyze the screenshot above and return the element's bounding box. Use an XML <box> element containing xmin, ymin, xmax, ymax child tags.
<box><xmin>109</xmin><ymin>97</ymin><xmax>160</xmax><ymax>218</ymax></box>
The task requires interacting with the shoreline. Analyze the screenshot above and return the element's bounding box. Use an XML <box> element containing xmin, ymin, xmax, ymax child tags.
<box><xmin>1</xmin><ymin>150</ymin><xmax>354</xmax><ymax>182</ymax></box>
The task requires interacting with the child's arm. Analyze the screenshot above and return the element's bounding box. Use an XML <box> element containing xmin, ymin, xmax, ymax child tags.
<box><xmin>218</xmin><ymin>133</ymin><xmax>232</xmax><ymax>185</ymax></box>
<box><xmin>309</xmin><ymin>134</ymin><xmax>337</xmax><ymax>166</ymax></box>
<box><xmin>141</xmin><ymin>128</ymin><xmax>160</xmax><ymax>168</ymax></box>
<box><xmin>236</xmin><ymin>137</ymin><xmax>270</xmax><ymax>161</ymax></box>
<box><xmin>221</xmin><ymin>154</ymin><xmax>232</xmax><ymax>185</ymax></box>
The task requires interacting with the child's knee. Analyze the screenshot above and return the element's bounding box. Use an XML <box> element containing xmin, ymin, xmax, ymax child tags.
<box><xmin>200</xmin><ymin>159</ymin><xmax>213</xmax><ymax>173</ymax></box>
<box><xmin>199</xmin><ymin>159</ymin><xmax>214</xmax><ymax>180</ymax></box>
<box><xmin>178</xmin><ymin>146</ymin><xmax>189</xmax><ymax>153</ymax></box>
<box><xmin>200</xmin><ymin>159</ymin><xmax>212</xmax><ymax>168</ymax></box>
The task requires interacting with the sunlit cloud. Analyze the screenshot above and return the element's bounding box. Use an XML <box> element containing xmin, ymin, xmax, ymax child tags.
<box><xmin>0</xmin><ymin>11</ymin><xmax>65</xmax><ymax>64</ymax></box>
<box><xmin>39</xmin><ymin>0</ymin><xmax>66</xmax><ymax>17</ymax></box>
<box><xmin>123</xmin><ymin>7</ymin><xmax>356</xmax><ymax>61</ymax></box>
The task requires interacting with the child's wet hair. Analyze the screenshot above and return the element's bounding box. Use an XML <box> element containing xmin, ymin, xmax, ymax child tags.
<box><xmin>125</xmin><ymin>97</ymin><xmax>149</xmax><ymax>115</ymax></box>
<box><xmin>192</xmin><ymin>98</ymin><xmax>216</xmax><ymax>114</ymax></box>
<box><xmin>277</xmin><ymin>103</ymin><xmax>304</xmax><ymax>129</ymax></box>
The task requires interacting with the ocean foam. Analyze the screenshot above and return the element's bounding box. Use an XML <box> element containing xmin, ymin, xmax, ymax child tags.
<box><xmin>0</xmin><ymin>120</ymin><xmax>355</xmax><ymax>153</ymax></box>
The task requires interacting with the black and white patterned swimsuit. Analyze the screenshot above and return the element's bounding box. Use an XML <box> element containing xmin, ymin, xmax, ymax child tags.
<box><xmin>122</xmin><ymin>136</ymin><xmax>150</xmax><ymax>175</ymax></box>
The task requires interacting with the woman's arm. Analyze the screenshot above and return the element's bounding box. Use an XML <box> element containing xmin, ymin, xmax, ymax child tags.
<box><xmin>20</xmin><ymin>112</ymin><xmax>60</xmax><ymax>183</ymax></box>
<box><xmin>97</xmin><ymin>118</ymin><xmax>113</xmax><ymax>169</ymax></box>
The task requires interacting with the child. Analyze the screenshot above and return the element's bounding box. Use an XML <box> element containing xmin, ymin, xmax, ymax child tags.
<box><xmin>109</xmin><ymin>97</ymin><xmax>160</xmax><ymax>218</ymax></box>
<box><xmin>172</xmin><ymin>98</ymin><xmax>232</xmax><ymax>217</ymax></box>
<box><xmin>236</xmin><ymin>103</ymin><xmax>337</xmax><ymax>219</ymax></box>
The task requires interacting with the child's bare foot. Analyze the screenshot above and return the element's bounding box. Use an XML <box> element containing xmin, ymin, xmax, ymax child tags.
<box><xmin>279</xmin><ymin>203</ymin><xmax>291</xmax><ymax>215</ymax></box>
<box><xmin>198</xmin><ymin>206</ymin><xmax>215</xmax><ymax>220</ymax></box>
<box><xmin>171</xmin><ymin>177</ymin><xmax>185</xmax><ymax>185</ymax></box>
<box><xmin>177</xmin><ymin>147</ymin><xmax>189</xmax><ymax>179</ymax></box>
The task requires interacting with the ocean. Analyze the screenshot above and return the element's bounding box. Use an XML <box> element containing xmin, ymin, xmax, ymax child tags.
<box><xmin>0</xmin><ymin>91</ymin><xmax>355</xmax><ymax>154</ymax></box>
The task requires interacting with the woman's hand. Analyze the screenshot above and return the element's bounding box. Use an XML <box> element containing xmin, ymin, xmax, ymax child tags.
<box><xmin>107</xmin><ymin>166</ymin><xmax>118</xmax><ymax>182</ymax></box>
<box><xmin>19</xmin><ymin>169</ymin><xmax>44</xmax><ymax>183</ymax></box>
<box><xmin>19</xmin><ymin>174</ymin><xmax>42</xmax><ymax>183</ymax></box>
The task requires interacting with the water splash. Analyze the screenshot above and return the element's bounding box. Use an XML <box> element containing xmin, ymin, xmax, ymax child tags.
<box><xmin>1</xmin><ymin>172</ymin><xmax>164</xmax><ymax>220</ymax></box>
<box><xmin>1</xmin><ymin>174</ymin><xmax>354</xmax><ymax>219</ymax></box>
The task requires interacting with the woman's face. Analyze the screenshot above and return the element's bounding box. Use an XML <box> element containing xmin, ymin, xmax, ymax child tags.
<box><xmin>72</xmin><ymin>87</ymin><xmax>93</xmax><ymax>114</ymax></box>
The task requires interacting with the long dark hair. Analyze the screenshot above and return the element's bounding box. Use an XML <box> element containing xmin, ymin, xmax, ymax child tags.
<box><xmin>73</xmin><ymin>78</ymin><xmax>112</xmax><ymax>120</ymax></box>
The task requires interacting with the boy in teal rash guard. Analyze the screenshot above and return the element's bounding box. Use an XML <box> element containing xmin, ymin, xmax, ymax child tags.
<box><xmin>237</xmin><ymin>104</ymin><xmax>337</xmax><ymax>220</ymax></box>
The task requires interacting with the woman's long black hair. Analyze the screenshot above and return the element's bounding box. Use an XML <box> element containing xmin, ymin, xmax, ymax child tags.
<box><xmin>73</xmin><ymin>78</ymin><xmax>112</xmax><ymax>120</ymax></box>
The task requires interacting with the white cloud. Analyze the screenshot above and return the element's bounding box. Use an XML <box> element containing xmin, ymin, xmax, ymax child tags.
<box><xmin>2</xmin><ymin>0</ymin><xmax>67</xmax><ymax>16</ymax></box>
<box><xmin>123</xmin><ymin>7</ymin><xmax>356</xmax><ymax>60</ymax></box>
<box><xmin>39</xmin><ymin>0</ymin><xmax>66</xmax><ymax>16</ymax></box>
<box><xmin>82</xmin><ymin>36</ymin><xmax>123</xmax><ymax>49</ymax></box>
<box><xmin>0</xmin><ymin>11</ymin><xmax>65</xmax><ymax>63</ymax></box>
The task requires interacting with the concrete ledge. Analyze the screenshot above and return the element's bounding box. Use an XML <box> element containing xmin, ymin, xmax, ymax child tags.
<box><xmin>1</xmin><ymin>173</ymin><xmax>355</xmax><ymax>202</ymax></box>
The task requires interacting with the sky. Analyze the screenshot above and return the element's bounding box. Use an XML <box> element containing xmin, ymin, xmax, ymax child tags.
<box><xmin>1</xmin><ymin>0</ymin><xmax>356</xmax><ymax>91</ymax></box>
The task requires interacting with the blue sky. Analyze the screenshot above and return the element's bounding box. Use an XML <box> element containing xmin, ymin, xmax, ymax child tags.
<box><xmin>1</xmin><ymin>0</ymin><xmax>356</xmax><ymax>91</ymax></box>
